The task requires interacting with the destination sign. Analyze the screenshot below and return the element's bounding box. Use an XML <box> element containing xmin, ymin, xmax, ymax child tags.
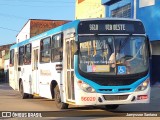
<box><xmin>89</xmin><ymin>24</ymin><xmax>126</xmax><ymax>31</ymax></box>
<box><xmin>105</xmin><ymin>24</ymin><xmax>125</xmax><ymax>31</ymax></box>
<box><xmin>78</xmin><ymin>20</ymin><xmax>145</xmax><ymax>34</ymax></box>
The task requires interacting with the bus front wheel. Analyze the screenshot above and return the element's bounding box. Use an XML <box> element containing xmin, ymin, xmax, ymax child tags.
<box><xmin>19</xmin><ymin>81</ymin><xmax>29</xmax><ymax>99</ymax></box>
<box><xmin>104</xmin><ymin>105</ymin><xmax>119</xmax><ymax>110</ymax></box>
<box><xmin>54</xmin><ymin>85</ymin><xmax>68</xmax><ymax>109</ymax></box>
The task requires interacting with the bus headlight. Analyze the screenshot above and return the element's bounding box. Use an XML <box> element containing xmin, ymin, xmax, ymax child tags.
<box><xmin>78</xmin><ymin>80</ymin><xmax>95</xmax><ymax>93</ymax></box>
<box><xmin>135</xmin><ymin>78</ymin><xmax>150</xmax><ymax>92</ymax></box>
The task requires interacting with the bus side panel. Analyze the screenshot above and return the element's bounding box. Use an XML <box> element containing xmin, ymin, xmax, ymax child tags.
<box><xmin>20</xmin><ymin>65</ymin><xmax>33</xmax><ymax>94</ymax></box>
<box><xmin>38</xmin><ymin>63</ymin><xmax>59</xmax><ymax>99</ymax></box>
<box><xmin>9</xmin><ymin>66</ymin><xmax>16</xmax><ymax>90</ymax></box>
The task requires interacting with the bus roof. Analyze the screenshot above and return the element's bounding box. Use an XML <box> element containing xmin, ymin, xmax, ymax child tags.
<box><xmin>79</xmin><ymin>18</ymin><xmax>142</xmax><ymax>22</ymax></box>
<box><xmin>10</xmin><ymin>18</ymin><xmax>144</xmax><ymax>50</ymax></box>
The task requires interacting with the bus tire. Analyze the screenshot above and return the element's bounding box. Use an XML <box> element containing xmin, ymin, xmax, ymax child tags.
<box><xmin>54</xmin><ymin>85</ymin><xmax>68</xmax><ymax>109</ymax></box>
<box><xmin>19</xmin><ymin>81</ymin><xmax>29</xmax><ymax>99</ymax></box>
<box><xmin>104</xmin><ymin>105</ymin><xmax>119</xmax><ymax>110</ymax></box>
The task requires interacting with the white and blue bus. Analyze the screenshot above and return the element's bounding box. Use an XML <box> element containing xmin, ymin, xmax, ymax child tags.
<box><xmin>9</xmin><ymin>18</ymin><xmax>151</xmax><ymax>109</ymax></box>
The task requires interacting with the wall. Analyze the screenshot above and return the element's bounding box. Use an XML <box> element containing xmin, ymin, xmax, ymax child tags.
<box><xmin>16</xmin><ymin>19</ymin><xmax>70</xmax><ymax>43</ymax></box>
<box><xmin>0</xmin><ymin>58</ymin><xmax>2</xmax><ymax>69</ymax></box>
<box><xmin>0</xmin><ymin>44</ymin><xmax>13</xmax><ymax>57</ymax></box>
<box><xmin>0</xmin><ymin>44</ymin><xmax>13</xmax><ymax>69</ymax></box>
<box><xmin>150</xmin><ymin>40</ymin><xmax>160</xmax><ymax>84</ymax></box>
<box><xmin>16</xmin><ymin>20</ymin><xmax>30</xmax><ymax>43</ymax></box>
<box><xmin>4</xmin><ymin>55</ymin><xmax>9</xmax><ymax>71</ymax></box>
<box><xmin>4</xmin><ymin>59</ymin><xmax>9</xmax><ymax>82</ymax></box>
<box><xmin>136</xmin><ymin>0</ymin><xmax>160</xmax><ymax>41</ymax></box>
<box><xmin>30</xmin><ymin>20</ymin><xmax>69</xmax><ymax>37</ymax></box>
<box><xmin>103</xmin><ymin>0</ymin><xmax>134</xmax><ymax>18</ymax></box>
<box><xmin>75</xmin><ymin>0</ymin><xmax>105</xmax><ymax>19</ymax></box>
<box><xmin>136</xmin><ymin>0</ymin><xmax>160</xmax><ymax>84</ymax></box>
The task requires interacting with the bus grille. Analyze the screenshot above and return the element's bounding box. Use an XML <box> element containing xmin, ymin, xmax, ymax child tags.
<box><xmin>103</xmin><ymin>95</ymin><xmax>129</xmax><ymax>101</ymax></box>
<box><xmin>79</xmin><ymin>71</ymin><xmax>148</xmax><ymax>86</ymax></box>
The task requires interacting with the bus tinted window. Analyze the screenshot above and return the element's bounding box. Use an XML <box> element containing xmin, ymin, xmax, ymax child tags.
<box><xmin>51</xmin><ymin>33</ymin><xmax>63</xmax><ymax>62</ymax></box>
<box><xmin>10</xmin><ymin>49</ymin><xmax>14</xmax><ymax>66</ymax></box>
<box><xmin>19</xmin><ymin>46</ymin><xmax>24</xmax><ymax>65</ymax></box>
<box><xmin>40</xmin><ymin>37</ymin><xmax>51</xmax><ymax>63</ymax></box>
<box><xmin>24</xmin><ymin>43</ymin><xmax>31</xmax><ymax>65</ymax></box>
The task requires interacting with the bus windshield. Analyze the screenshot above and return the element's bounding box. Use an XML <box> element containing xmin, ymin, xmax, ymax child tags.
<box><xmin>78</xmin><ymin>35</ymin><xmax>149</xmax><ymax>75</ymax></box>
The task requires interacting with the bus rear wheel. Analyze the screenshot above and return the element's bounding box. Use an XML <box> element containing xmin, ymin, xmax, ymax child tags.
<box><xmin>54</xmin><ymin>85</ymin><xmax>68</xmax><ymax>109</ymax></box>
<box><xmin>19</xmin><ymin>81</ymin><xmax>29</xmax><ymax>99</ymax></box>
<box><xmin>104</xmin><ymin>105</ymin><xmax>119</xmax><ymax>110</ymax></box>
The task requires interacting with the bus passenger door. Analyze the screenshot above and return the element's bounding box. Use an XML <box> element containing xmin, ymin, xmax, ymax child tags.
<box><xmin>65</xmin><ymin>38</ymin><xmax>75</xmax><ymax>102</ymax></box>
<box><xmin>32</xmin><ymin>49</ymin><xmax>39</xmax><ymax>94</ymax></box>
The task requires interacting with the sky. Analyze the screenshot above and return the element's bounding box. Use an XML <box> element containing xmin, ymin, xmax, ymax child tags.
<box><xmin>0</xmin><ymin>0</ymin><xmax>75</xmax><ymax>45</ymax></box>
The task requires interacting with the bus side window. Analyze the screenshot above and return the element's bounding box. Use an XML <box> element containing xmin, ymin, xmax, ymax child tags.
<box><xmin>10</xmin><ymin>49</ymin><xmax>14</xmax><ymax>67</ymax></box>
<box><xmin>24</xmin><ymin>43</ymin><xmax>32</xmax><ymax>65</ymax></box>
<box><xmin>18</xmin><ymin>46</ymin><xmax>24</xmax><ymax>66</ymax></box>
<box><xmin>40</xmin><ymin>37</ymin><xmax>51</xmax><ymax>63</ymax></box>
<box><xmin>51</xmin><ymin>33</ymin><xmax>63</xmax><ymax>62</ymax></box>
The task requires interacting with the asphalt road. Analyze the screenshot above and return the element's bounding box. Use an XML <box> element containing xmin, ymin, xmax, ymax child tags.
<box><xmin>0</xmin><ymin>83</ymin><xmax>160</xmax><ymax>119</ymax></box>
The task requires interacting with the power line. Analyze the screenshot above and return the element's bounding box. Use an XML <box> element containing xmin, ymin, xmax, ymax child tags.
<box><xmin>0</xmin><ymin>3</ymin><xmax>74</xmax><ymax>7</ymax></box>
<box><xmin>0</xmin><ymin>26</ymin><xmax>46</xmax><ymax>35</ymax></box>
<box><xmin>0</xmin><ymin>0</ymin><xmax>103</xmax><ymax>9</ymax></box>
<box><xmin>0</xmin><ymin>4</ymin><xmax>99</xmax><ymax>8</ymax></box>
<box><xmin>1</xmin><ymin>0</ymin><xmax>75</xmax><ymax>3</ymax></box>
<box><xmin>0</xmin><ymin>0</ymin><xmax>75</xmax><ymax>7</ymax></box>
<box><xmin>0</xmin><ymin>12</ymin><xmax>28</xmax><ymax>20</ymax></box>
<box><xmin>0</xmin><ymin>26</ymin><xmax>19</xmax><ymax>32</ymax></box>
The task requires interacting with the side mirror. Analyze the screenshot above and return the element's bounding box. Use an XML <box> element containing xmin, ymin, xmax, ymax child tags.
<box><xmin>147</xmin><ymin>36</ymin><xmax>152</xmax><ymax>58</ymax></box>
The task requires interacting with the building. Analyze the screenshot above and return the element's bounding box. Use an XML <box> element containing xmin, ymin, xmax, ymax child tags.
<box><xmin>16</xmin><ymin>19</ymin><xmax>70</xmax><ymax>43</ymax></box>
<box><xmin>4</xmin><ymin>53</ymin><xmax>9</xmax><ymax>82</ymax></box>
<box><xmin>0</xmin><ymin>43</ymin><xmax>14</xmax><ymax>82</ymax></box>
<box><xmin>0</xmin><ymin>43</ymin><xmax>14</xmax><ymax>69</ymax></box>
<box><xmin>75</xmin><ymin>0</ymin><xmax>105</xmax><ymax>19</ymax></box>
<box><xmin>102</xmin><ymin>0</ymin><xmax>160</xmax><ymax>84</ymax></box>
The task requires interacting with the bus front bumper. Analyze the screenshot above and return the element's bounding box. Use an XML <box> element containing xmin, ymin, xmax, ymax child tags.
<box><xmin>75</xmin><ymin>86</ymin><xmax>150</xmax><ymax>106</ymax></box>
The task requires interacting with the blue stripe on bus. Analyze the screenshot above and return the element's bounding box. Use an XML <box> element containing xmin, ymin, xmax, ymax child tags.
<box><xmin>74</xmin><ymin>55</ymin><xmax>149</xmax><ymax>94</ymax></box>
